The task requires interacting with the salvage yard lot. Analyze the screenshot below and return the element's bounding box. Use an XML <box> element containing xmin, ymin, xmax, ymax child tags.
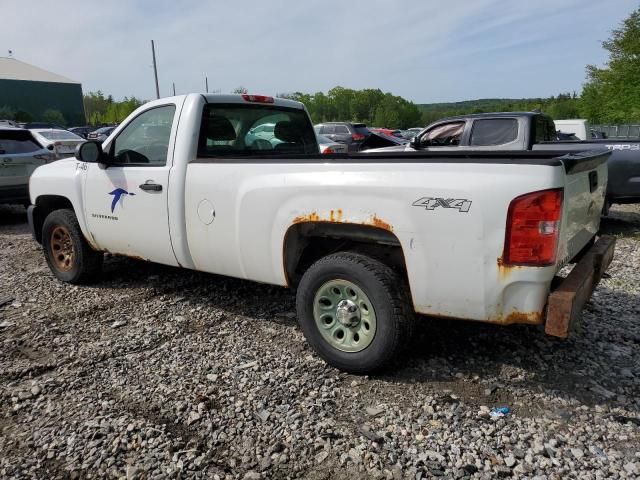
<box><xmin>1</xmin><ymin>205</ymin><xmax>639</xmax><ymax>479</ymax></box>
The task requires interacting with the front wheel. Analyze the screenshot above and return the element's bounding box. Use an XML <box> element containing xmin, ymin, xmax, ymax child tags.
<box><xmin>42</xmin><ymin>209</ymin><xmax>103</xmax><ymax>284</ymax></box>
<box><xmin>296</xmin><ymin>252</ymin><xmax>414</xmax><ymax>374</ymax></box>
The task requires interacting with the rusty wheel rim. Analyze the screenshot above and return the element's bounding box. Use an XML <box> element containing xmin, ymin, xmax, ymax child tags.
<box><xmin>50</xmin><ymin>226</ymin><xmax>75</xmax><ymax>272</ymax></box>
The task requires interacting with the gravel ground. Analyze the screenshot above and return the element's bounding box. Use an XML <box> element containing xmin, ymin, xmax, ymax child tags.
<box><xmin>0</xmin><ymin>204</ymin><xmax>639</xmax><ymax>479</ymax></box>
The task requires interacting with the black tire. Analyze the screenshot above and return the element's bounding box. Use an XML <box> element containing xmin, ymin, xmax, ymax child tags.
<box><xmin>296</xmin><ymin>252</ymin><xmax>414</xmax><ymax>374</ymax></box>
<box><xmin>42</xmin><ymin>209</ymin><xmax>103</xmax><ymax>284</ymax></box>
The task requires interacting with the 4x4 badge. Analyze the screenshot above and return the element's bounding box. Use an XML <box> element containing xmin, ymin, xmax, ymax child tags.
<box><xmin>412</xmin><ymin>197</ymin><xmax>472</xmax><ymax>213</ymax></box>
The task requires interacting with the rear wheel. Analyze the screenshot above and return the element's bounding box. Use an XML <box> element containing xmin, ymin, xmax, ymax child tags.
<box><xmin>42</xmin><ymin>209</ymin><xmax>103</xmax><ymax>284</ymax></box>
<box><xmin>296</xmin><ymin>252</ymin><xmax>414</xmax><ymax>374</ymax></box>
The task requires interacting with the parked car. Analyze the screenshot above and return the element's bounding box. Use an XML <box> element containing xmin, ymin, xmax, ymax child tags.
<box><xmin>20</xmin><ymin>122</ymin><xmax>65</xmax><ymax>130</ymax></box>
<box><xmin>248</xmin><ymin>123</ymin><xmax>276</xmax><ymax>142</ymax></box>
<box><xmin>360</xmin><ymin>130</ymin><xmax>409</xmax><ymax>150</ymax></box>
<box><xmin>403</xmin><ymin>127</ymin><xmax>423</xmax><ymax>139</ymax></box>
<box><xmin>556</xmin><ymin>131</ymin><xmax>580</xmax><ymax>141</ymax></box>
<box><xmin>0</xmin><ymin>119</ymin><xmax>18</xmax><ymax>127</ymax></box>
<box><xmin>30</xmin><ymin>129</ymin><xmax>85</xmax><ymax>159</ymax></box>
<box><xmin>87</xmin><ymin>126</ymin><xmax>116</xmax><ymax>143</ymax></box>
<box><xmin>314</xmin><ymin>122</ymin><xmax>370</xmax><ymax>152</ymax></box>
<box><xmin>317</xmin><ymin>134</ymin><xmax>348</xmax><ymax>154</ymax></box>
<box><xmin>373</xmin><ymin>111</ymin><xmax>640</xmax><ymax>210</ymax></box>
<box><xmin>553</xmin><ymin>119</ymin><xmax>589</xmax><ymax>140</ymax></box>
<box><xmin>591</xmin><ymin>130</ymin><xmax>608</xmax><ymax>139</ymax></box>
<box><xmin>68</xmin><ymin>126</ymin><xmax>95</xmax><ymax>139</ymax></box>
<box><xmin>370</xmin><ymin>128</ymin><xmax>404</xmax><ymax>138</ymax></box>
<box><xmin>0</xmin><ymin>127</ymin><xmax>52</xmax><ymax>205</ymax></box>
<box><xmin>27</xmin><ymin>93</ymin><xmax>614</xmax><ymax>374</ymax></box>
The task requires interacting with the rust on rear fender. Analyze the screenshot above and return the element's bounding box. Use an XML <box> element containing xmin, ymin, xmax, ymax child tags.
<box><xmin>292</xmin><ymin>210</ymin><xmax>393</xmax><ymax>232</ymax></box>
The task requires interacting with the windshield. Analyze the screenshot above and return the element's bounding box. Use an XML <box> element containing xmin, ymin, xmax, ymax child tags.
<box><xmin>317</xmin><ymin>135</ymin><xmax>333</xmax><ymax>145</ymax></box>
<box><xmin>38</xmin><ymin>130</ymin><xmax>83</xmax><ymax>140</ymax></box>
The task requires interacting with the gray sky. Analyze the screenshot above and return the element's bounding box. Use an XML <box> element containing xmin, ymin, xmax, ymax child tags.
<box><xmin>1</xmin><ymin>0</ymin><xmax>636</xmax><ymax>103</ymax></box>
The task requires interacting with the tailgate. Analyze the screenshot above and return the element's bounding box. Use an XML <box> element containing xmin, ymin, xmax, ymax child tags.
<box><xmin>557</xmin><ymin>150</ymin><xmax>611</xmax><ymax>264</ymax></box>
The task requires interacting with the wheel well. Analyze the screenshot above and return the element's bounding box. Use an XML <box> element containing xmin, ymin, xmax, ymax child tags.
<box><xmin>32</xmin><ymin>195</ymin><xmax>74</xmax><ymax>243</ymax></box>
<box><xmin>283</xmin><ymin>222</ymin><xmax>409</xmax><ymax>287</ymax></box>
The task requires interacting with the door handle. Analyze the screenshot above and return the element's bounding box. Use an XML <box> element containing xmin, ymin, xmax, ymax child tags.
<box><xmin>139</xmin><ymin>182</ymin><xmax>162</xmax><ymax>192</ymax></box>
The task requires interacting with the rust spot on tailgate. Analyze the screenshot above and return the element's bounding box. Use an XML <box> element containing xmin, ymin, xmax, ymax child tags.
<box><xmin>292</xmin><ymin>211</ymin><xmax>393</xmax><ymax>231</ymax></box>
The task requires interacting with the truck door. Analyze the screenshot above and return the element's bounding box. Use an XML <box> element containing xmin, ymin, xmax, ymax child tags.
<box><xmin>83</xmin><ymin>104</ymin><xmax>179</xmax><ymax>266</ymax></box>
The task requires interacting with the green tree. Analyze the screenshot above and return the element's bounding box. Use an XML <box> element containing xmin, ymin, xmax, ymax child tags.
<box><xmin>0</xmin><ymin>105</ymin><xmax>16</xmax><ymax>120</ymax></box>
<box><xmin>42</xmin><ymin>109</ymin><xmax>66</xmax><ymax>126</ymax></box>
<box><xmin>581</xmin><ymin>8</ymin><xmax>640</xmax><ymax>123</ymax></box>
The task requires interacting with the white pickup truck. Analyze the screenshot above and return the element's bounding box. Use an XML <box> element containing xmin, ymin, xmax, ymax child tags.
<box><xmin>27</xmin><ymin>93</ymin><xmax>615</xmax><ymax>373</ymax></box>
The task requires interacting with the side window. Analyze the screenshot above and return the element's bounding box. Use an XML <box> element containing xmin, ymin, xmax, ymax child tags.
<box><xmin>335</xmin><ymin>125</ymin><xmax>350</xmax><ymax>134</ymax></box>
<box><xmin>112</xmin><ymin>105</ymin><xmax>175</xmax><ymax>165</ymax></box>
<box><xmin>421</xmin><ymin>121</ymin><xmax>465</xmax><ymax>147</ymax></box>
<box><xmin>469</xmin><ymin>118</ymin><xmax>518</xmax><ymax>146</ymax></box>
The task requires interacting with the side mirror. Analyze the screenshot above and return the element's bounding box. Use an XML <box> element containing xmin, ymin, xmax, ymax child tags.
<box><xmin>410</xmin><ymin>136</ymin><xmax>422</xmax><ymax>149</ymax></box>
<box><xmin>75</xmin><ymin>141</ymin><xmax>103</xmax><ymax>163</ymax></box>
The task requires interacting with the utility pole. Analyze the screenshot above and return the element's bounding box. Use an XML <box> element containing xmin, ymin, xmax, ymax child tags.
<box><xmin>205</xmin><ymin>76</ymin><xmax>209</xmax><ymax>93</ymax></box>
<box><xmin>151</xmin><ymin>40</ymin><xmax>160</xmax><ymax>99</ymax></box>
<box><xmin>172</xmin><ymin>82</ymin><xmax>176</xmax><ymax>96</ymax></box>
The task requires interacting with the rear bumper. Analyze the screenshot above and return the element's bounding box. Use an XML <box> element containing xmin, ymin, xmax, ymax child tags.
<box><xmin>545</xmin><ymin>235</ymin><xmax>616</xmax><ymax>338</ymax></box>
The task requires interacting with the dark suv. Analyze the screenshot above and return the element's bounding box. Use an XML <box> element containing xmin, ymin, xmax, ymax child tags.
<box><xmin>314</xmin><ymin>122</ymin><xmax>370</xmax><ymax>152</ymax></box>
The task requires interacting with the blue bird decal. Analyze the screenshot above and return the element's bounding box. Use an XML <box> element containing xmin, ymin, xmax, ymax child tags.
<box><xmin>108</xmin><ymin>188</ymin><xmax>136</xmax><ymax>213</ymax></box>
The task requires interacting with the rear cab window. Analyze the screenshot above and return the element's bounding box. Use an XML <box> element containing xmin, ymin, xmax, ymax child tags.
<box><xmin>533</xmin><ymin>115</ymin><xmax>557</xmax><ymax>143</ymax></box>
<box><xmin>469</xmin><ymin>118</ymin><xmax>518</xmax><ymax>146</ymax></box>
<box><xmin>197</xmin><ymin>103</ymin><xmax>319</xmax><ymax>157</ymax></box>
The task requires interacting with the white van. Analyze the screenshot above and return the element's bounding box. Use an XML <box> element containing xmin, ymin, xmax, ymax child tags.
<box><xmin>553</xmin><ymin>119</ymin><xmax>589</xmax><ymax>140</ymax></box>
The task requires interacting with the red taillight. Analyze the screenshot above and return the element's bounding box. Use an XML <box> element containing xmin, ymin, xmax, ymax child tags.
<box><xmin>504</xmin><ymin>188</ymin><xmax>563</xmax><ymax>266</ymax></box>
<box><xmin>242</xmin><ymin>94</ymin><xmax>274</xmax><ymax>104</ymax></box>
<box><xmin>323</xmin><ymin>147</ymin><xmax>335</xmax><ymax>154</ymax></box>
<box><xmin>351</xmin><ymin>133</ymin><xmax>366</xmax><ymax>141</ymax></box>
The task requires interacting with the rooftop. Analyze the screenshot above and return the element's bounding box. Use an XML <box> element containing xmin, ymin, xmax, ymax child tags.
<box><xmin>0</xmin><ymin>57</ymin><xmax>79</xmax><ymax>84</ymax></box>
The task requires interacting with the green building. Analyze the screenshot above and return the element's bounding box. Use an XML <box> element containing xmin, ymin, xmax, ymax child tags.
<box><xmin>0</xmin><ymin>57</ymin><xmax>85</xmax><ymax>125</ymax></box>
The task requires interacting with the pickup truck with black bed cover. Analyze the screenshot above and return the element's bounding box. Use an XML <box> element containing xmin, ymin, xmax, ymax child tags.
<box><xmin>27</xmin><ymin>94</ymin><xmax>615</xmax><ymax>373</ymax></box>
<box><xmin>377</xmin><ymin>111</ymin><xmax>640</xmax><ymax>211</ymax></box>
